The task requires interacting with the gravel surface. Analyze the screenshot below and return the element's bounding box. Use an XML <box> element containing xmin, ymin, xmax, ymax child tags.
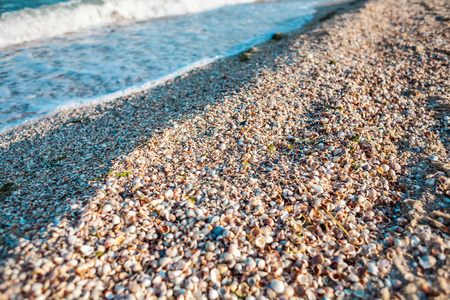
<box><xmin>0</xmin><ymin>0</ymin><xmax>449</xmax><ymax>299</ymax></box>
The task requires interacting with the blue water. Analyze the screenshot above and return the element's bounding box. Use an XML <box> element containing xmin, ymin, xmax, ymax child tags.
<box><xmin>0</xmin><ymin>0</ymin><xmax>72</xmax><ymax>14</ymax></box>
<box><xmin>0</xmin><ymin>0</ymin><xmax>324</xmax><ymax>132</ymax></box>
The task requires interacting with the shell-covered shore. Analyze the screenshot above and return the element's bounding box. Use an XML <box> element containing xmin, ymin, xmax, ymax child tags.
<box><xmin>0</xmin><ymin>0</ymin><xmax>449</xmax><ymax>299</ymax></box>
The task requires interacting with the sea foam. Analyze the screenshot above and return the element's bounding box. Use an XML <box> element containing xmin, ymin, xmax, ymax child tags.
<box><xmin>0</xmin><ymin>0</ymin><xmax>254</xmax><ymax>48</ymax></box>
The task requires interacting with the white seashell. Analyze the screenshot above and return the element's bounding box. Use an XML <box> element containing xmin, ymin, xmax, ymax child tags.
<box><xmin>410</xmin><ymin>235</ymin><xmax>420</xmax><ymax>247</ymax></box>
<box><xmin>429</xmin><ymin>155</ymin><xmax>438</xmax><ymax>161</ymax></box>
<box><xmin>112</xmin><ymin>215</ymin><xmax>121</xmax><ymax>225</ymax></box>
<box><xmin>159</xmin><ymin>257</ymin><xmax>172</xmax><ymax>268</ymax></box>
<box><xmin>210</xmin><ymin>268</ymin><xmax>221</xmax><ymax>285</ymax></box>
<box><xmin>150</xmin><ymin>199</ymin><xmax>163</xmax><ymax>206</ymax></box>
<box><xmin>368</xmin><ymin>189</ymin><xmax>377</xmax><ymax>200</ymax></box>
<box><xmin>378</xmin><ymin>259</ymin><xmax>390</xmax><ymax>268</ymax></box>
<box><xmin>168</xmin><ymin>270</ymin><xmax>183</xmax><ymax>278</ymax></box>
<box><xmin>67</xmin><ymin>235</ymin><xmax>77</xmax><ymax>245</ymax></box>
<box><xmin>228</xmin><ymin>244</ymin><xmax>241</xmax><ymax>257</ymax></box>
<box><xmin>367</xmin><ymin>263</ymin><xmax>379</xmax><ymax>276</ymax></box>
<box><xmin>186</xmin><ymin>209</ymin><xmax>196</xmax><ymax>218</ymax></box>
<box><xmin>101</xmin><ymin>264</ymin><xmax>111</xmax><ymax>277</ymax></box>
<box><xmin>418</xmin><ymin>256</ymin><xmax>436</xmax><ymax>269</ymax></box>
<box><xmin>205</xmin><ymin>241</ymin><xmax>215</xmax><ymax>252</ymax></box>
<box><xmin>102</xmin><ymin>204</ymin><xmax>112</xmax><ymax>213</ymax></box>
<box><xmin>255</xmin><ymin>236</ymin><xmax>266</xmax><ymax>248</ymax></box>
<box><xmin>310</xmin><ymin>183</ymin><xmax>324</xmax><ymax>194</ymax></box>
<box><xmin>105</xmin><ymin>238</ymin><xmax>116</xmax><ymax>248</ymax></box>
<box><xmin>165</xmin><ymin>189</ymin><xmax>174</xmax><ymax>199</ymax></box>
<box><xmin>218</xmin><ymin>143</ymin><xmax>226</xmax><ymax>151</ymax></box>
<box><xmin>264</xmin><ymin>235</ymin><xmax>273</xmax><ymax>244</ymax></box>
<box><xmin>305</xmin><ymin>289</ymin><xmax>316</xmax><ymax>300</ymax></box>
<box><xmin>270</xmin><ymin>280</ymin><xmax>285</xmax><ymax>294</ymax></box>
<box><xmin>223</xmin><ymin>253</ymin><xmax>234</xmax><ymax>262</ymax></box>
<box><xmin>80</xmin><ymin>245</ymin><xmax>94</xmax><ymax>256</ymax></box>
<box><xmin>209</xmin><ymin>289</ymin><xmax>219</xmax><ymax>299</ymax></box>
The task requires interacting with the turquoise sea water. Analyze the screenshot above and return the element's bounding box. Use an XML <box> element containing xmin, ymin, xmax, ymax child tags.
<box><xmin>0</xmin><ymin>0</ymin><xmax>72</xmax><ymax>14</ymax></box>
<box><xmin>0</xmin><ymin>0</ymin><xmax>326</xmax><ymax>132</ymax></box>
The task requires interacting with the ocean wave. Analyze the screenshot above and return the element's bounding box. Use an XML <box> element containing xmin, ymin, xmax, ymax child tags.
<box><xmin>0</xmin><ymin>0</ymin><xmax>254</xmax><ymax>48</ymax></box>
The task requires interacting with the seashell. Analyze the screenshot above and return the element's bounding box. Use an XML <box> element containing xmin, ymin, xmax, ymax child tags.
<box><xmin>255</xmin><ymin>236</ymin><xmax>266</xmax><ymax>248</ymax></box>
<box><xmin>205</xmin><ymin>241</ymin><xmax>215</xmax><ymax>252</ymax></box>
<box><xmin>210</xmin><ymin>268</ymin><xmax>221</xmax><ymax>285</ymax></box>
<box><xmin>101</xmin><ymin>264</ymin><xmax>111</xmax><ymax>277</ymax></box>
<box><xmin>311</xmin><ymin>254</ymin><xmax>323</xmax><ymax>265</ymax></box>
<box><xmin>228</xmin><ymin>244</ymin><xmax>241</xmax><ymax>257</ymax></box>
<box><xmin>159</xmin><ymin>257</ymin><xmax>172</xmax><ymax>268</ymax></box>
<box><xmin>291</xmin><ymin>221</ymin><xmax>303</xmax><ymax>232</ymax></box>
<box><xmin>429</xmin><ymin>154</ymin><xmax>438</xmax><ymax>162</ymax></box>
<box><xmin>329</xmin><ymin>261</ymin><xmax>339</xmax><ymax>270</ymax></box>
<box><xmin>105</xmin><ymin>238</ymin><xmax>116</xmax><ymax>248</ymax></box>
<box><xmin>367</xmin><ymin>264</ymin><xmax>379</xmax><ymax>276</ymax></box>
<box><xmin>67</xmin><ymin>235</ymin><xmax>77</xmax><ymax>245</ymax></box>
<box><xmin>269</xmin><ymin>280</ymin><xmax>285</xmax><ymax>294</ymax></box>
<box><xmin>236</xmin><ymin>283</ymin><xmax>250</xmax><ymax>297</ymax></box>
<box><xmin>355</xmin><ymin>266</ymin><xmax>366</xmax><ymax>277</ymax></box>
<box><xmin>112</xmin><ymin>215</ymin><xmax>121</xmax><ymax>225</ymax></box>
<box><xmin>80</xmin><ymin>245</ymin><xmax>94</xmax><ymax>256</ymax></box>
<box><xmin>310</xmin><ymin>183</ymin><xmax>324</xmax><ymax>194</ymax></box>
<box><xmin>418</xmin><ymin>256</ymin><xmax>436</xmax><ymax>269</ymax></box>
<box><xmin>164</xmin><ymin>189</ymin><xmax>174</xmax><ymax>199</ymax></box>
<box><xmin>284</xmin><ymin>286</ymin><xmax>295</xmax><ymax>297</ymax></box>
<box><xmin>209</xmin><ymin>289</ymin><xmax>219</xmax><ymax>299</ymax></box>
<box><xmin>260</xmin><ymin>226</ymin><xmax>271</xmax><ymax>235</ymax></box>
<box><xmin>296</xmin><ymin>273</ymin><xmax>310</xmax><ymax>285</ymax></box>
<box><xmin>251</xmin><ymin>227</ymin><xmax>261</xmax><ymax>237</ymax></box>
<box><xmin>313</xmin><ymin>265</ymin><xmax>323</xmax><ymax>276</ymax></box>
<box><xmin>421</xmin><ymin>282</ymin><xmax>441</xmax><ymax>296</ymax></box>
<box><xmin>378</xmin><ymin>259</ymin><xmax>390</xmax><ymax>268</ymax></box>
<box><xmin>262</xmin><ymin>218</ymin><xmax>275</xmax><ymax>227</ymax></box>
<box><xmin>160</xmin><ymin>225</ymin><xmax>170</xmax><ymax>234</ymax></box>
<box><xmin>305</xmin><ymin>289</ymin><xmax>317</xmax><ymax>300</ymax></box>
<box><xmin>329</xmin><ymin>271</ymin><xmax>341</xmax><ymax>281</ymax></box>
<box><xmin>102</xmin><ymin>204</ymin><xmax>112</xmax><ymax>213</ymax></box>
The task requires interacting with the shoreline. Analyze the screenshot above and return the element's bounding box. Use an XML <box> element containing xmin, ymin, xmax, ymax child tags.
<box><xmin>1</xmin><ymin>0</ymin><xmax>449</xmax><ymax>299</ymax></box>
<box><xmin>0</xmin><ymin>0</ymin><xmax>359</xmax><ymax>138</ymax></box>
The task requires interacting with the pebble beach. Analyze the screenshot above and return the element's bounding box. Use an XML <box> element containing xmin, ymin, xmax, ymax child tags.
<box><xmin>0</xmin><ymin>0</ymin><xmax>449</xmax><ymax>298</ymax></box>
